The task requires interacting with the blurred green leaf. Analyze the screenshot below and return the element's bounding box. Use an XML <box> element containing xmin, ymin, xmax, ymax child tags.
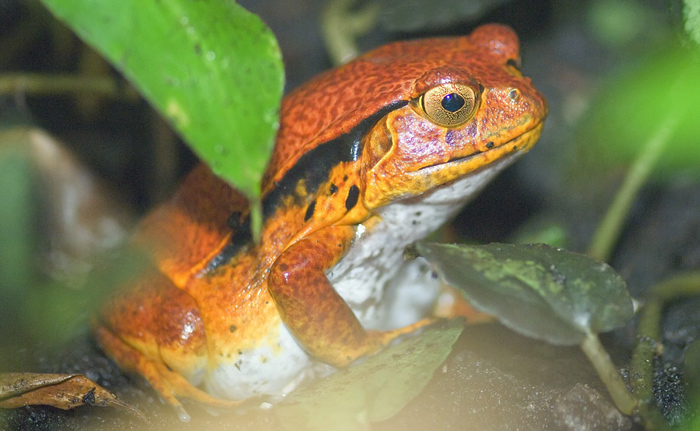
<box><xmin>416</xmin><ymin>243</ymin><xmax>634</xmax><ymax>345</ymax></box>
<box><xmin>0</xmin><ymin>147</ymin><xmax>34</xmax><ymax>296</ymax></box>
<box><xmin>574</xmin><ymin>47</ymin><xmax>700</xmax><ymax>181</ymax></box>
<box><xmin>275</xmin><ymin>319</ymin><xmax>464</xmax><ymax>431</ymax></box>
<box><xmin>0</xmin><ymin>129</ymin><xmax>150</xmax><ymax>348</ymax></box>
<box><xmin>510</xmin><ymin>217</ymin><xmax>569</xmax><ymax>248</ymax></box>
<box><xmin>24</xmin><ymin>247</ymin><xmax>151</xmax><ymax>346</ymax></box>
<box><xmin>40</xmin><ymin>0</ymin><xmax>284</xmax><ymax>201</ymax></box>
<box><xmin>587</xmin><ymin>0</ymin><xmax>658</xmax><ymax>48</ymax></box>
<box><xmin>0</xmin><ymin>145</ymin><xmax>35</xmax><ymax>348</ymax></box>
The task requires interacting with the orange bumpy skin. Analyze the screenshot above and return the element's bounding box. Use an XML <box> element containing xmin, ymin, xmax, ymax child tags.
<box><xmin>95</xmin><ymin>24</ymin><xmax>547</xmax><ymax>421</ymax></box>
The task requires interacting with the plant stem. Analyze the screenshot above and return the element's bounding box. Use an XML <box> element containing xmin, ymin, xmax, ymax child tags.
<box><xmin>629</xmin><ymin>272</ymin><xmax>700</xmax><ymax>429</ymax></box>
<box><xmin>587</xmin><ymin>113</ymin><xmax>679</xmax><ymax>262</ymax></box>
<box><xmin>321</xmin><ymin>0</ymin><xmax>379</xmax><ymax>65</ymax></box>
<box><xmin>0</xmin><ymin>73</ymin><xmax>137</xmax><ymax>99</ymax></box>
<box><xmin>629</xmin><ymin>297</ymin><xmax>669</xmax><ymax>429</ymax></box>
<box><xmin>632</xmin><ymin>272</ymin><xmax>700</xmax><ymax>396</ymax></box>
<box><xmin>651</xmin><ymin>271</ymin><xmax>700</xmax><ymax>301</ymax></box>
<box><xmin>250</xmin><ymin>198</ymin><xmax>263</xmax><ymax>244</ymax></box>
<box><xmin>580</xmin><ymin>333</ymin><xmax>638</xmax><ymax>415</ymax></box>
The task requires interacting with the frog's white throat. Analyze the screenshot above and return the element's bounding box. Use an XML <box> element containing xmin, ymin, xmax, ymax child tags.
<box><xmin>328</xmin><ymin>152</ymin><xmax>524</xmax><ymax>329</ymax></box>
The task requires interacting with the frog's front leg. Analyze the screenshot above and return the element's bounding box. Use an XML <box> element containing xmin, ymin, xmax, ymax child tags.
<box><xmin>268</xmin><ymin>225</ymin><xmax>432</xmax><ymax>367</ymax></box>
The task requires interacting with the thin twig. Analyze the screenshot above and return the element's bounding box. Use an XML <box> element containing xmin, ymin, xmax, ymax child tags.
<box><xmin>321</xmin><ymin>0</ymin><xmax>380</xmax><ymax>65</ymax></box>
<box><xmin>580</xmin><ymin>333</ymin><xmax>638</xmax><ymax>415</ymax></box>
<box><xmin>629</xmin><ymin>272</ymin><xmax>700</xmax><ymax>429</ymax></box>
<box><xmin>0</xmin><ymin>73</ymin><xmax>138</xmax><ymax>100</ymax></box>
<box><xmin>587</xmin><ymin>112</ymin><xmax>680</xmax><ymax>262</ymax></box>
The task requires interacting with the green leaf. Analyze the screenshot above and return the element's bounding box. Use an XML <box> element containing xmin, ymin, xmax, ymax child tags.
<box><xmin>415</xmin><ymin>243</ymin><xmax>634</xmax><ymax>345</ymax></box>
<box><xmin>573</xmin><ymin>47</ymin><xmax>700</xmax><ymax>182</ymax></box>
<box><xmin>587</xmin><ymin>0</ymin><xmax>658</xmax><ymax>48</ymax></box>
<box><xmin>40</xmin><ymin>0</ymin><xmax>284</xmax><ymax>201</ymax></box>
<box><xmin>0</xmin><ymin>144</ymin><xmax>34</xmax><ymax>320</ymax></box>
<box><xmin>275</xmin><ymin>319</ymin><xmax>464</xmax><ymax>431</ymax></box>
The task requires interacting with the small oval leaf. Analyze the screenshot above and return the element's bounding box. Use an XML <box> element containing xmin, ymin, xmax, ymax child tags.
<box><xmin>416</xmin><ymin>242</ymin><xmax>634</xmax><ymax>345</ymax></box>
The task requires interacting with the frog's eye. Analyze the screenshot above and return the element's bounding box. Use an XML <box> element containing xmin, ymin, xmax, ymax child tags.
<box><xmin>420</xmin><ymin>83</ymin><xmax>478</xmax><ymax>128</ymax></box>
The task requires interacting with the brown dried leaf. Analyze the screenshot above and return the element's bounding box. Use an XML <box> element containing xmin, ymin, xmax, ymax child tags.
<box><xmin>0</xmin><ymin>372</ymin><xmax>144</xmax><ymax>419</ymax></box>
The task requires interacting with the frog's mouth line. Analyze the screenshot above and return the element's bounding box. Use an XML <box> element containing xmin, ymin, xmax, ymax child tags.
<box><xmin>419</xmin><ymin>121</ymin><xmax>544</xmax><ymax>172</ymax></box>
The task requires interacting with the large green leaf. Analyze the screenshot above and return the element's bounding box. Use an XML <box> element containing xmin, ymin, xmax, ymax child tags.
<box><xmin>40</xmin><ymin>0</ymin><xmax>284</xmax><ymax>201</ymax></box>
<box><xmin>416</xmin><ymin>242</ymin><xmax>634</xmax><ymax>345</ymax></box>
<box><xmin>572</xmin><ymin>47</ymin><xmax>700</xmax><ymax>182</ymax></box>
<box><xmin>275</xmin><ymin>319</ymin><xmax>464</xmax><ymax>431</ymax></box>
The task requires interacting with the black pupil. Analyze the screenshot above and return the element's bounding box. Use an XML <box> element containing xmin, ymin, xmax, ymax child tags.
<box><xmin>441</xmin><ymin>93</ymin><xmax>465</xmax><ymax>112</ymax></box>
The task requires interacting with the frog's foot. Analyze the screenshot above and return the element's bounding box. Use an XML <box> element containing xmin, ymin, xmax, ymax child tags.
<box><xmin>369</xmin><ymin>317</ymin><xmax>438</xmax><ymax>348</ymax></box>
<box><xmin>94</xmin><ymin>325</ymin><xmax>241</xmax><ymax>422</ymax></box>
<box><xmin>434</xmin><ymin>285</ymin><xmax>495</xmax><ymax>323</ymax></box>
<box><xmin>334</xmin><ymin>317</ymin><xmax>441</xmax><ymax>366</ymax></box>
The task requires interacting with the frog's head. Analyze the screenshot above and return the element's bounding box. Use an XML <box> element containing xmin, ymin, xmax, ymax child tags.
<box><xmin>263</xmin><ymin>24</ymin><xmax>546</xmax><ymax>225</ymax></box>
<box><xmin>359</xmin><ymin>25</ymin><xmax>548</xmax><ymax>209</ymax></box>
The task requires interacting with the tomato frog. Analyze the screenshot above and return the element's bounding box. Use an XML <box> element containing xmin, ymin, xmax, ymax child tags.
<box><xmin>95</xmin><ymin>24</ymin><xmax>547</xmax><ymax>421</ymax></box>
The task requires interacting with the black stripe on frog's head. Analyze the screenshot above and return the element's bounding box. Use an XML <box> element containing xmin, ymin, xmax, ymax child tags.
<box><xmin>261</xmin><ymin>100</ymin><xmax>408</xmax><ymax>221</ymax></box>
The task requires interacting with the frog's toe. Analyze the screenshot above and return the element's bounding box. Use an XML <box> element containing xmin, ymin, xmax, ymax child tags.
<box><xmin>174</xmin><ymin>405</ymin><xmax>191</xmax><ymax>423</ymax></box>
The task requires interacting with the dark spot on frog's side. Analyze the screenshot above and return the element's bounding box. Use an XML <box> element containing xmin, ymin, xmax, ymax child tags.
<box><xmin>205</xmin><ymin>211</ymin><xmax>253</xmax><ymax>272</ymax></box>
<box><xmin>304</xmin><ymin>201</ymin><xmax>316</xmax><ymax>222</ymax></box>
<box><xmin>329</xmin><ymin>183</ymin><xmax>338</xmax><ymax>194</ymax></box>
<box><xmin>345</xmin><ymin>185</ymin><xmax>360</xmax><ymax>211</ymax></box>
<box><xmin>229</xmin><ymin>325</ymin><xmax>237</xmax><ymax>333</ymax></box>
<box><xmin>226</xmin><ymin>211</ymin><xmax>247</xmax><ymax>230</ymax></box>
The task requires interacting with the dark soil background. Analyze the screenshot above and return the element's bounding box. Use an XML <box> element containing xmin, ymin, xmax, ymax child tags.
<box><xmin>0</xmin><ymin>0</ymin><xmax>698</xmax><ymax>430</ymax></box>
